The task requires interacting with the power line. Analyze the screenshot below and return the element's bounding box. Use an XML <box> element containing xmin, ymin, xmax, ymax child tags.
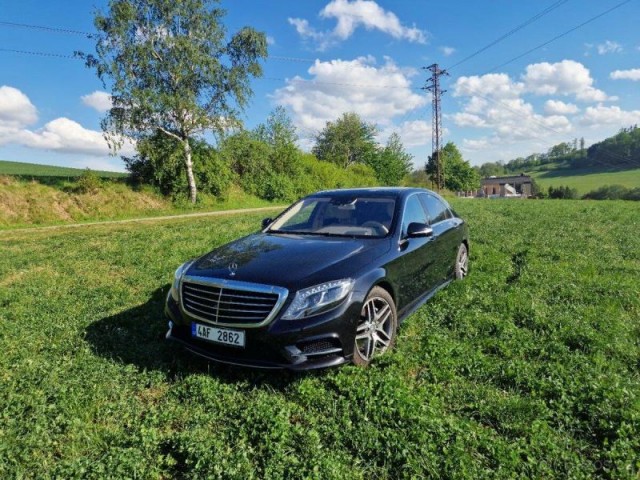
<box><xmin>0</xmin><ymin>47</ymin><xmax>77</xmax><ymax>59</ymax></box>
<box><xmin>485</xmin><ymin>0</ymin><xmax>634</xmax><ymax>73</ymax></box>
<box><xmin>447</xmin><ymin>0</ymin><xmax>570</xmax><ymax>71</ymax></box>
<box><xmin>0</xmin><ymin>20</ymin><xmax>92</xmax><ymax>37</ymax></box>
<box><xmin>262</xmin><ymin>76</ymin><xmax>420</xmax><ymax>91</ymax></box>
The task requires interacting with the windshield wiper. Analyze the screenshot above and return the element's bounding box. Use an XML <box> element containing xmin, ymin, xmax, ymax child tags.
<box><xmin>268</xmin><ymin>229</ymin><xmax>319</xmax><ymax>236</ymax></box>
<box><xmin>268</xmin><ymin>229</ymin><xmax>377</xmax><ymax>239</ymax></box>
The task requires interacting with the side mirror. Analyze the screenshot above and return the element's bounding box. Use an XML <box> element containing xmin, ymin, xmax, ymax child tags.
<box><xmin>406</xmin><ymin>222</ymin><xmax>433</xmax><ymax>238</ymax></box>
<box><xmin>261</xmin><ymin>217</ymin><xmax>273</xmax><ymax>230</ymax></box>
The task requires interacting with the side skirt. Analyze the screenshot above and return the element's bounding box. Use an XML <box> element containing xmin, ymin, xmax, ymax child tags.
<box><xmin>397</xmin><ymin>278</ymin><xmax>452</xmax><ymax>324</ymax></box>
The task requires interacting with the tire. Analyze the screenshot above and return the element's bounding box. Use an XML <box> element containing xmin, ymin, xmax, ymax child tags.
<box><xmin>454</xmin><ymin>243</ymin><xmax>469</xmax><ymax>280</ymax></box>
<box><xmin>353</xmin><ymin>286</ymin><xmax>397</xmax><ymax>366</ymax></box>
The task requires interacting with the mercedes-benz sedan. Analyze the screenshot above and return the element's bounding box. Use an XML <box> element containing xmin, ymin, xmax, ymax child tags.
<box><xmin>165</xmin><ymin>188</ymin><xmax>469</xmax><ymax>370</ymax></box>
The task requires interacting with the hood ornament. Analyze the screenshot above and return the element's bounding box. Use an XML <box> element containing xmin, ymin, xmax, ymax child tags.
<box><xmin>228</xmin><ymin>262</ymin><xmax>238</xmax><ymax>277</ymax></box>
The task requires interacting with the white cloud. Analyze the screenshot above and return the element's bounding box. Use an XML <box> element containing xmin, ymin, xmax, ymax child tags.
<box><xmin>462</xmin><ymin>138</ymin><xmax>491</xmax><ymax>151</ymax></box>
<box><xmin>580</xmin><ymin>105</ymin><xmax>640</xmax><ymax>127</ymax></box>
<box><xmin>450</xmin><ymin>62</ymin><xmax>639</xmax><ymax>164</ymax></box>
<box><xmin>451</xmin><ymin>112</ymin><xmax>486</xmax><ymax>128</ymax></box>
<box><xmin>452</xmin><ymin>70</ymin><xmax>574</xmax><ymax>151</ymax></box>
<box><xmin>453</xmin><ymin>73</ymin><xmax>524</xmax><ymax>100</ymax></box>
<box><xmin>0</xmin><ymin>86</ymin><xmax>133</xmax><ymax>158</ymax></box>
<box><xmin>544</xmin><ymin>100</ymin><xmax>579</xmax><ymax>115</ymax></box>
<box><xmin>14</xmin><ymin>118</ymin><xmax>134</xmax><ymax>156</ymax></box>
<box><xmin>266</xmin><ymin>35</ymin><xmax>276</xmax><ymax>46</ymax></box>
<box><xmin>380</xmin><ymin>120</ymin><xmax>431</xmax><ymax>148</ymax></box>
<box><xmin>597</xmin><ymin>40</ymin><xmax>622</xmax><ymax>55</ymax></box>
<box><xmin>289</xmin><ymin>0</ymin><xmax>426</xmax><ymax>50</ymax></box>
<box><xmin>522</xmin><ymin>60</ymin><xmax>609</xmax><ymax>102</ymax></box>
<box><xmin>273</xmin><ymin>56</ymin><xmax>426</xmax><ymax>133</ymax></box>
<box><xmin>440</xmin><ymin>46</ymin><xmax>456</xmax><ymax>57</ymax></box>
<box><xmin>610</xmin><ymin>68</ymin><xmax>640</xmax><ymax>81</ymax></box>
<box><xmin>0</xmin><ymin>85</ymin><xmax>38</xmax><ymax>127</ymax></box>
<box><xmin>81</xmin><ymin>91</ymin><xmax>112</xmax><ymax>113</ymax></box>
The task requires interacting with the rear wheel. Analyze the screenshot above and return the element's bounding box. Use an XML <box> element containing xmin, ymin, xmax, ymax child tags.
<box><xmin>353</xmin><ymin>287</ymin><xmax>397</xmax><ymax>366</ymax></box>
<box><xmin>454</xmin><ymin>243</ymin><xmax>469</xmax><ymax>279</ymax></box>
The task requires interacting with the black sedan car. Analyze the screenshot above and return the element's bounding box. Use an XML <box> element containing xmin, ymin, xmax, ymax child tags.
<box><xmin>165</xmin><ymin>188</ymin><xmax>469</xmax><ymax>370</ymax></box>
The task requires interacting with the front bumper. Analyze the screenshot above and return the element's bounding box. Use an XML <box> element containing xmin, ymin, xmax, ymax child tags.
<box><xmin>164</xmin><ymin>291</ymin><xmax>363</xmax><ymax>370</ymax></box>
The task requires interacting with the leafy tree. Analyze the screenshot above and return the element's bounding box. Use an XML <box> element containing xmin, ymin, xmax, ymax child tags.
<box><xmin>254</xmin><ymin>106</ymin><xmax>300</xmax><ymax>173</ymax></box>
<box><xmin>476</xmin><ymin>161</ymin><xmax>506</xmax><ymax>178</ymax></box>
<box><xmin>124</xmin><ymin>132</ymin><xmax>232</xmax><ymax>198</ymax></box>
<box><xmin>312</xmin><ymin>112</ymin><xmax>377</xmax><ymax>168</ymax></box>
<box><xmin>83</xmin><ymin>0</ymin><xmax>267</xmax><ymax>203</ymax></box>
<box><xmin>367</xmin><ymin>133</ymin><xmax>413</xmax><ymax>185</ymax></box>
<box><xmin>530</xmin><ymin>177</ymin><xmax>544</xmax><ymax>198</ymax></box>
<box><xmin>426</xmin><ymin>142</ymin><xmax>479</xmax><ymax>192</ymax></box>
<box><xmin>404</xmin><ymin>169</ymin><xmax>431</xmax><ymax>187</ymax></box>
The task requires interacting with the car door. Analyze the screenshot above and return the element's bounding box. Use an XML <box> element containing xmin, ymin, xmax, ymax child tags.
<box><xmin>396</xmin><ymin>194</ymin><xmax>440</xmax><ymax>309</ymax></box>
<box><xmin>420</xmin><ymin>193</ymin><xmax>461</xmax><ymax>283</ymax></box>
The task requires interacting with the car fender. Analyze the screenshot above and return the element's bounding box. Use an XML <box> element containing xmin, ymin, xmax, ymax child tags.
<box><xmin>353</xmin><ymin>267</ymin><xmax>396</xmax><ymax>304</ymax></box>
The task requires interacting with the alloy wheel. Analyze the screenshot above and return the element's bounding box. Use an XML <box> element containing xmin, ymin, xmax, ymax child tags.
<box><xmin>355</xmin><ymin>296</ymin><xmax>394</xmax><ymax>362</ymax></box>
<box><xmin>456</xmin><ymin>244</ymin><xmax>469</xmax><ymax>279</ymax></box>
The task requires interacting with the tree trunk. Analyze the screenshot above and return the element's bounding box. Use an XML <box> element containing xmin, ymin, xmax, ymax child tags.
<box><xmin>183</xmin><ymin>138</ymin><xmax>197</xmax><ymax>204</ymax></box>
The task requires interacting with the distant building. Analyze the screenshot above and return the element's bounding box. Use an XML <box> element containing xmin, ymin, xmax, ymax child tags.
<box><xmin>478</xmin><ymin>174</ymin><xmax>532</xmax><ymax>198</ymax></box>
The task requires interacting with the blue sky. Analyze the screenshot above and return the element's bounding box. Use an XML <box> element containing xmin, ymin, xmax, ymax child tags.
<box><xmin>1</xmin><ymin>0</ymin><xmax>639</xmax><ymax>171</ymax></box>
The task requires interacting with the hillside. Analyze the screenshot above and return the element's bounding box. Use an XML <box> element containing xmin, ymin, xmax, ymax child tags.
<box><xmin>0</xmin><ymin>176</ymin><xmax>274</xmax><ymax>228</ymax></box>
<box><xmin>476</xmin><ymin>126</ymin><xmax>640</xmax><ymax>195</ymax></box>
<box><xmin>530</xmin><ymin>165</ymin><xmax>640</xmax><ymax>194</ymax></box>
<box><xmin>0</xmin><ymin>160</ymin><xmax>128</xmax><ymax>178</ymax></box>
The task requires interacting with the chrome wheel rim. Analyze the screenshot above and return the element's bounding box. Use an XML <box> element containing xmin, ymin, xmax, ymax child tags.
<box><xmin>356</xmin><ymin>297</ymin><xmax>393</xmax><ymax>361</ymax></box>
<box><xmin>458</xmin><ymin>247</ymin><xmax>468</xmax><ymax>277</ymax></box>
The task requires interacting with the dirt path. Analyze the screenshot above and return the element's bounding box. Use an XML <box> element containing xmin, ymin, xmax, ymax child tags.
<box><xmin>0</xmin><ymin>205</ymin><xmax>286</xmax><ymax>235</ymax></box>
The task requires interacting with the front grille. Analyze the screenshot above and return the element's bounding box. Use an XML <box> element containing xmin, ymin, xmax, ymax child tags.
<box><xmin>181</xmin><ymin>281</ymin><xmax>281</xmax><ymax>326</ymax></box>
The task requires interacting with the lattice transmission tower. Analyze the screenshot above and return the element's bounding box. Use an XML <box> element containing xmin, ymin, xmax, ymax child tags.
<box><xmin>423</xmin><ymin>64</ymin><xmax>449</xmax><ymax>191</ymax></box>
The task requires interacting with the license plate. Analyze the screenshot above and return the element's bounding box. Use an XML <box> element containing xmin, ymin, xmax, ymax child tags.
<box><xmin>191</xmin><ymin>323</ymin><xmax>245</xmax><ymax>347</ymax></box>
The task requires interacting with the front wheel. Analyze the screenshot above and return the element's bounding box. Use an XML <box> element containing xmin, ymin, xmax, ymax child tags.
<box><xmin>454</xmin><ymin>243</ymin><xmax>469</xmax><ymax>280</ymax></box>
<box><xmin>353</xmin><ymin>286</ymin><xmax>397</xmax><ymax>366</ymax></box>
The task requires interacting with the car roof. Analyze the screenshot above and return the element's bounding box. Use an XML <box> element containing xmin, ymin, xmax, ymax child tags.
<box><xmin>311</xmin><ymin>187</ymin><xmax>437</xmax><ymax>199</ymax></box>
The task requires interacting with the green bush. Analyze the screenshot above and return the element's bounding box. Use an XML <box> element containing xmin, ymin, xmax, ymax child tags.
<box><xmin>548</xmin><ymin>185</ymin><xmax>579</xmax><ymax>199</ymax></box>
<box><xmin>583</xmin><ymin>184</ymin><xmax>640</xmax><ymax>201</ymax></box>
<box><xmin>73</xmin><ymin>169</ymin><xmax>103</xmax><ymax>194</ymax></box>
<box><xmin>124</xmin><ymin>133</ymin><xmax>232</xmax><ymax>201</ymax></box>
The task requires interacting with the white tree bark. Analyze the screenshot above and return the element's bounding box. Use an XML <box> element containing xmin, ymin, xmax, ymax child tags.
<box><xmin>183</xmin><ymin>138</ymin><xmax>197</xmax><ymax>204</ymax></box>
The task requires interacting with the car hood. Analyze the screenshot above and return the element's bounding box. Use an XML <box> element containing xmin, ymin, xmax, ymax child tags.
<box><xmin>187</xmin><ymin>232</ymin><xmax>390</xmax><ymax>289</ymax></box>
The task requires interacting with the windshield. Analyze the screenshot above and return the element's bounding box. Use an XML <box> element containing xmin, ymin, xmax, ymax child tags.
<box><xmin>268</xmin><ymin>196</ymin><xmax>396</xmax><ymax>238</ymax></box>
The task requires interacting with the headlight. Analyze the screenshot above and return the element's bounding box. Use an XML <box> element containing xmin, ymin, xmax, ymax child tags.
<box><xmin>170</xmin><ymin>260</ymin><xmax>193</xmax><ymax>301</ymax></box>
<box><xmin>281</xmin><ymin>279</ymin><xmax>354</xmax><ymax>320</ymax></box>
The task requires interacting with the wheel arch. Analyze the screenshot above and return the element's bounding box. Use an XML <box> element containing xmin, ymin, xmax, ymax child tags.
<box><xmin>355</xmin><ymin>267</ymin><xmax>397</xmax><ymax>305</ymax></box>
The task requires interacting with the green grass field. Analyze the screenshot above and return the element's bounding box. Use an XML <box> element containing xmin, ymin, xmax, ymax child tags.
<box><xmin>529</xmin><ymin>166</ymin><xmax>640</xmax><ymax>195</ymax></box>
<box><xmin>0</xmin><ymin>160</ymin><xmax>127</xmax><ymax>178</ymax></box>
<box><xmin>1</xmin><ymin>200</ymin><xmax>639</xmax><ymax>478</ymax></box>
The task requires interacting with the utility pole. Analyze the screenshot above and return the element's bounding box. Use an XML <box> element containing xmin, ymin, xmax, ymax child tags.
<box><xmin>423</xmin><ymin>64</ymin><xmax>449</xmax><ymax>191</ymax></box>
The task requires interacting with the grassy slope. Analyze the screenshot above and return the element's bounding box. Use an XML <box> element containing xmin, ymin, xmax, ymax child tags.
<box><xmin>1</xmin><ymin>200</ymin><xmax>638</xmax><ymax>478</ymax></box>
<box><xmin>0</xmin><ymin>176</ymin><xmax>275</xmax><ymax>228</ymax></box>
<box><xmin>530</xmin><ymin>166</ymin><xmax>640</xmax><ymax>194</ymax></box>
<box><xmin>0</xmin><ymin>160</ymin><xmax>127</xmax><ymax>178</ymax></box>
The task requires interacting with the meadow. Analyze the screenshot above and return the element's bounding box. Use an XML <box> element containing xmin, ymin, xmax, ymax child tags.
<box><xmin>530</xmin><ymin>166</ymin><xmax>640</xmax><ymax>195</ymax></box>
<box><xmin>0</xmin><ymin>160</ymin><xmax>127</xmax><ymax>179</ymax></box>
<box><xmin>0</xmin><ymin>199</ymin><xmax>638</xmax><ymax>478</ymax></box>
